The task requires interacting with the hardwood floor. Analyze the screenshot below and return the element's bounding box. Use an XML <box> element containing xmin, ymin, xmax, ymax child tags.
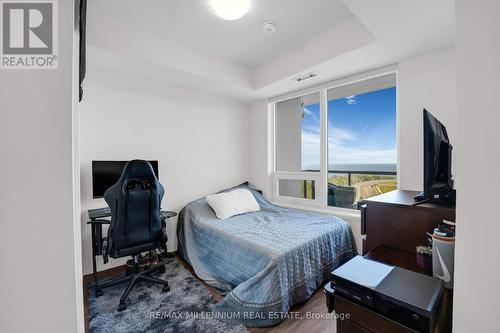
<box><xmin>84</xmin><ymin>255</ymin><xmax>336</xmax><ymax>333</ymax></box>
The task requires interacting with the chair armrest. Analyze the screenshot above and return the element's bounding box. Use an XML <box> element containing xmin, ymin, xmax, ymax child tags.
<box><xmin>161</xmin><ymin>211</ymin><xmax>177</xmax><ymax>219</ymax></box>
<box><xmin>87</xmin><ymin>219</ymin><xmax>111</xmax><ymax>225</ymax></box>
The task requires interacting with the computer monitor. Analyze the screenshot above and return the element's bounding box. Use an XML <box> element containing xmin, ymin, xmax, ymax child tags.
<box><xmin>414</xmin><ymin>109</ymin><xmax>455</xmax><ymax>204</ymax></box>
<box><xmin>92</xmin><ymin>160</ymin><xmax>159</xmax><ymax>199</ymax></box>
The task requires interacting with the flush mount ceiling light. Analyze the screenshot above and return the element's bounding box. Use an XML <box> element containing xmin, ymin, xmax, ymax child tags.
<box><xmin>210</xmin><ymin>0</ymin><xmax>251</xmax><ymax>21</ymax></box>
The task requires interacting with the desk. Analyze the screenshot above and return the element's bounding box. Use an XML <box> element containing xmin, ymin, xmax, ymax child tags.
<box><xmin>87</xmin><ymin>209</ymin><xmax>177</xmax><ymax>296</ymax></box>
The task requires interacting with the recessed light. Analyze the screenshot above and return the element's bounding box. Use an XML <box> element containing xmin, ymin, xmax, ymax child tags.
<box><xmin>209</xmin><ymin>0</ymin><xmax>251</xmax><ymax>21</ymax></box>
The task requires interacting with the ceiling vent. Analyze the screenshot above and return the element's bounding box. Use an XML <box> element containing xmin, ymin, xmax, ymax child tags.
<box><xmin>293</xmin><ymin>72</ymin><xmax>318</xmax><ymax>83</ymax></box>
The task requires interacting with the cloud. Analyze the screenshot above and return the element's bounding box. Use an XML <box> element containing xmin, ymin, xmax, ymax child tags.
<box><xmin>301</xmin><ymin>131</ymin><xmax>320</xmax><ymax>153</ymax></box>
<box><xmin>328</xmin><ymin>127</ymin><xmax>395</xmax><ymax>164</ymax></box>
<box><xmin>301</xmin><ymin>131</ymin><xmax>320</xmax><ymax>169</ymax></box>
<box><xmin>301</xmin><ymin>126</ymin><xmax>396</xmax><ymax>167</ymax></box>
<box><xmin>302</xmin><ymin>106</ymin><xmax>314</xmax><ymax>116</ymax></box>
<box><xmin>329</xmin><ymin>146</ymin><xmax>397</xmax><ymax>164</ymax></box>
<box><xmin>302</xmin><ymin>106</ymin><xmax>320</xmax><ymax>127</ymax></box>
<box><xmin>329</xmin><ymin>127</ymin><xmax>356</xmax><ymax>145</ymax></box>
<box><xmin>345</xmin><ymin>95</ymin><xmax>357</xmax><ymax>105</ymax></box>
<box><xmin>304</xmin><ymin>126</ymin><xmax>362</xmax><ymax>147</ymax></box>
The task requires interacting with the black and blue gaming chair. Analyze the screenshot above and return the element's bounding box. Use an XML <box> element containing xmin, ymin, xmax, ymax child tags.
<box><xmin>99</xmin><ymin>160</ymin><xmax>169</xmax><ymax>311</ymax></box>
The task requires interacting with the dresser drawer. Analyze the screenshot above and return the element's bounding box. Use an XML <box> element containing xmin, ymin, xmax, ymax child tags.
<box><xmin>334</xmin><ymin>295</ymin><xmax>417</xmax><ymax>333</ymax></box>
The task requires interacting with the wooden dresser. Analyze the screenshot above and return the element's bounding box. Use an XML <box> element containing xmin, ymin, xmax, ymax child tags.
<box><xmin>326</xmin><ymin>190</ymin><xmax>455</xmax><ymax>333</ymax></box>
<box><xmin>361</xmin><ymin>190</ymin><xmax>455</xmax><ymax>268</ymax></box>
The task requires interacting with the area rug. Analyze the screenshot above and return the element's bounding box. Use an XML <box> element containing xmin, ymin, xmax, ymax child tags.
<box><xmin>87</xmin><ymin>256</ymin><xmax>247</xmax><ymax>333</ymax></box>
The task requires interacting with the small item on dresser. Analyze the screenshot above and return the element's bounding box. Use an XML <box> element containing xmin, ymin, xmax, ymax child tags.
<box><xmin>416</xmin><ymin>245</ymin><xmax>433</xmax><ymax>273</ymax></box>
<box><xmin>432</xmin><ymin>222</ymin><xmax>455</xmax><ymax>289</ymax></box>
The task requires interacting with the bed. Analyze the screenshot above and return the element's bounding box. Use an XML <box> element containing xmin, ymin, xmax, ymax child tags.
<box><xmin>177</xmin><ymin>184</ymin><xmax>357</xmax><ymax>327</ymax></box>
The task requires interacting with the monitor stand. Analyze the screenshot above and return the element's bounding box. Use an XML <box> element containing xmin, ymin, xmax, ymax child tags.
<box><xmin>412</xmin><ymin>192</ymin><xmax>429</xmax><ymax>206</ymax></box>
<box><xmin>412</xmin><ymin>190</ymin><xmax>456</xmax><ymax>207</ymax></box>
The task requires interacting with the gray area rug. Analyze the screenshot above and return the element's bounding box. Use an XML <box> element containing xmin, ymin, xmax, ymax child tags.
<box><xmin>88</xmin><ymin>257</ymin><xmax>247</xmax><ymax>333</ymax></box>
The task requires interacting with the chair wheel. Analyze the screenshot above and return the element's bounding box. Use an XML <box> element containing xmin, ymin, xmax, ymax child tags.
<box><xmin>118</xmin><ymin>303</ymin><xmax>127</xmax><ymax>312</ymax></box>
<box><xmin>163</xmin><ymin>284</ymin><xmax>170</xmax><ymax>293</ymax></box>
<box><xmin>159</xmin><ymin>265</ymin><xmax>166</xmax><ymax>274</ymax></box>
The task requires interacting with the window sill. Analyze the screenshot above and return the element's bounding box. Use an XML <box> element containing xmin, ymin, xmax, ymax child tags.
<box><xmin>271</xmin><ymin>200</ymin><xmax>361</xmax><ymax>222</ymax></box>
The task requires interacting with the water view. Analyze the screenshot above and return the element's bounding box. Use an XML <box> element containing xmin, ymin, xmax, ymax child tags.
<box><xmin>301</xmin><ymin>87</ymin><xmax>397</xmax><ymax>208</ymax></box>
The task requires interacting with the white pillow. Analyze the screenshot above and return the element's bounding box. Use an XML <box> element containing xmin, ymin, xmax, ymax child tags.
<box><xmin>206</xmin><ymin>189</ymin><xmax>260</xmax><ymax>219</ymax></box>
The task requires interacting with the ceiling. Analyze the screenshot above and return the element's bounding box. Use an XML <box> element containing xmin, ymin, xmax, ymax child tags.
<box><xmin>87</xmin><ymin>0</ymin><xmax>455</xmax><ymax>101</ymax></box>
<box><xmin>89</xmin><ymin>0</ymin><xmax>353</xmax><ymax>69</ymax></box>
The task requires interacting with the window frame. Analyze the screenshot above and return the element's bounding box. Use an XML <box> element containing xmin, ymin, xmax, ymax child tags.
<box><xmin>270</xmin><ymin>68</ymin><xmax>399</xmax><ymax>213</ymax></box>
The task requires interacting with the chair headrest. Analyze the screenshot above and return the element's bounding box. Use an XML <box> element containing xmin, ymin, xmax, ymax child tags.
<box><xmin>118</xmin><ymin>160</ymin><xmax>157</xmax><ymax>181</ymax></box>
<box><xmin>104</xmin><ymin>160</ymin><xmax>164</xmax><ymax>204</ymax></box>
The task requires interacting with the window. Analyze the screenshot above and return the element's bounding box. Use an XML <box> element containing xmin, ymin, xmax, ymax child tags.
<box><xmin>272</xmin><ymin>73</ymin><xmax>397</xmax><ymax>209</ymax></box>
<box><xmin>274</xmin><ymin>92</ymin><xmax>320</xmax><ymax>202</ymax></box>
<box><xmin>278</xmin><ymin>179</ymin><xmax>316</xmax><ymax>199</ymax></box>
<box><xmin>276</xmin><ymin>92</ymin><xmax>320</xmax><ymax>173</ymax></box>
<box><xmin>327</xmin><ymin>81</ymin><xmax>397</xmax><ymax>208</ymax></box>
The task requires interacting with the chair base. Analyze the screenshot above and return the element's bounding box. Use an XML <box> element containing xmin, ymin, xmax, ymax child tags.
<box><xmin>91</xmin><ymin>255</ymin><xmax>169</xmax><ymax>311</ymax></box>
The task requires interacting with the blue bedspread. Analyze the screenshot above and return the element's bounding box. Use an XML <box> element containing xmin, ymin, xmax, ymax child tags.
<box><xmin>177</xmin><ymin>185</ymin><xmax>357</xmax><ymax>327</ymax></box>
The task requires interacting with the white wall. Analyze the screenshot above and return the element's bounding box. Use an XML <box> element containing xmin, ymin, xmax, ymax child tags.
<box><xmin>398</xmin><ymin>47</ymin><xmax>457</xmax><ymax>191</ymax></box>
<box><xmin>249</xmin><ymin>100</ymin><xmax>273</xmax><ymax>199</ymax></box>
<box><xmin>0</xmin><ymin>1</ymin><xmax>82</xmax><ymax>332</ymax></box>
<box><xmin>80</xmin><ymin>70</ymin><xmax>250</xmax><ymax>274</ymax></box>
<box><xmin>453</xmin><ymin>0</ymin><xmax>500</xmax><ymax>331</ymax></box>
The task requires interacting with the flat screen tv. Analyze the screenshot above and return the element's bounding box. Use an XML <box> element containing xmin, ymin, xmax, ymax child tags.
<box><xmin>414</xmin><ymin>109</ymin><xmax>455</xmax><ymax>205</ymax></box>
<box><xmin>92</xmin><ymin>160</ymin><xmax>159</xmax><ymax>199</ymax></box>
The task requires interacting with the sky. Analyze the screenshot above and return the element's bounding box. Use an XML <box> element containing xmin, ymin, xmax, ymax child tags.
<box><xmin>301</xmin><ymin>87</ymin><xmax>397</xmax><ymax>170</ymax></box>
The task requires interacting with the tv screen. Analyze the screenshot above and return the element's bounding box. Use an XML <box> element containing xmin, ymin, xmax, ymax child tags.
<box><xmin>92</xmin><ymin>160</ymin><xmax>159</xmax><ymax>199</ymax></box>
<box><xmin>414</xmin><ymin>109</ymin><xmax>454</xmax><ymax>204</ymax></box>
